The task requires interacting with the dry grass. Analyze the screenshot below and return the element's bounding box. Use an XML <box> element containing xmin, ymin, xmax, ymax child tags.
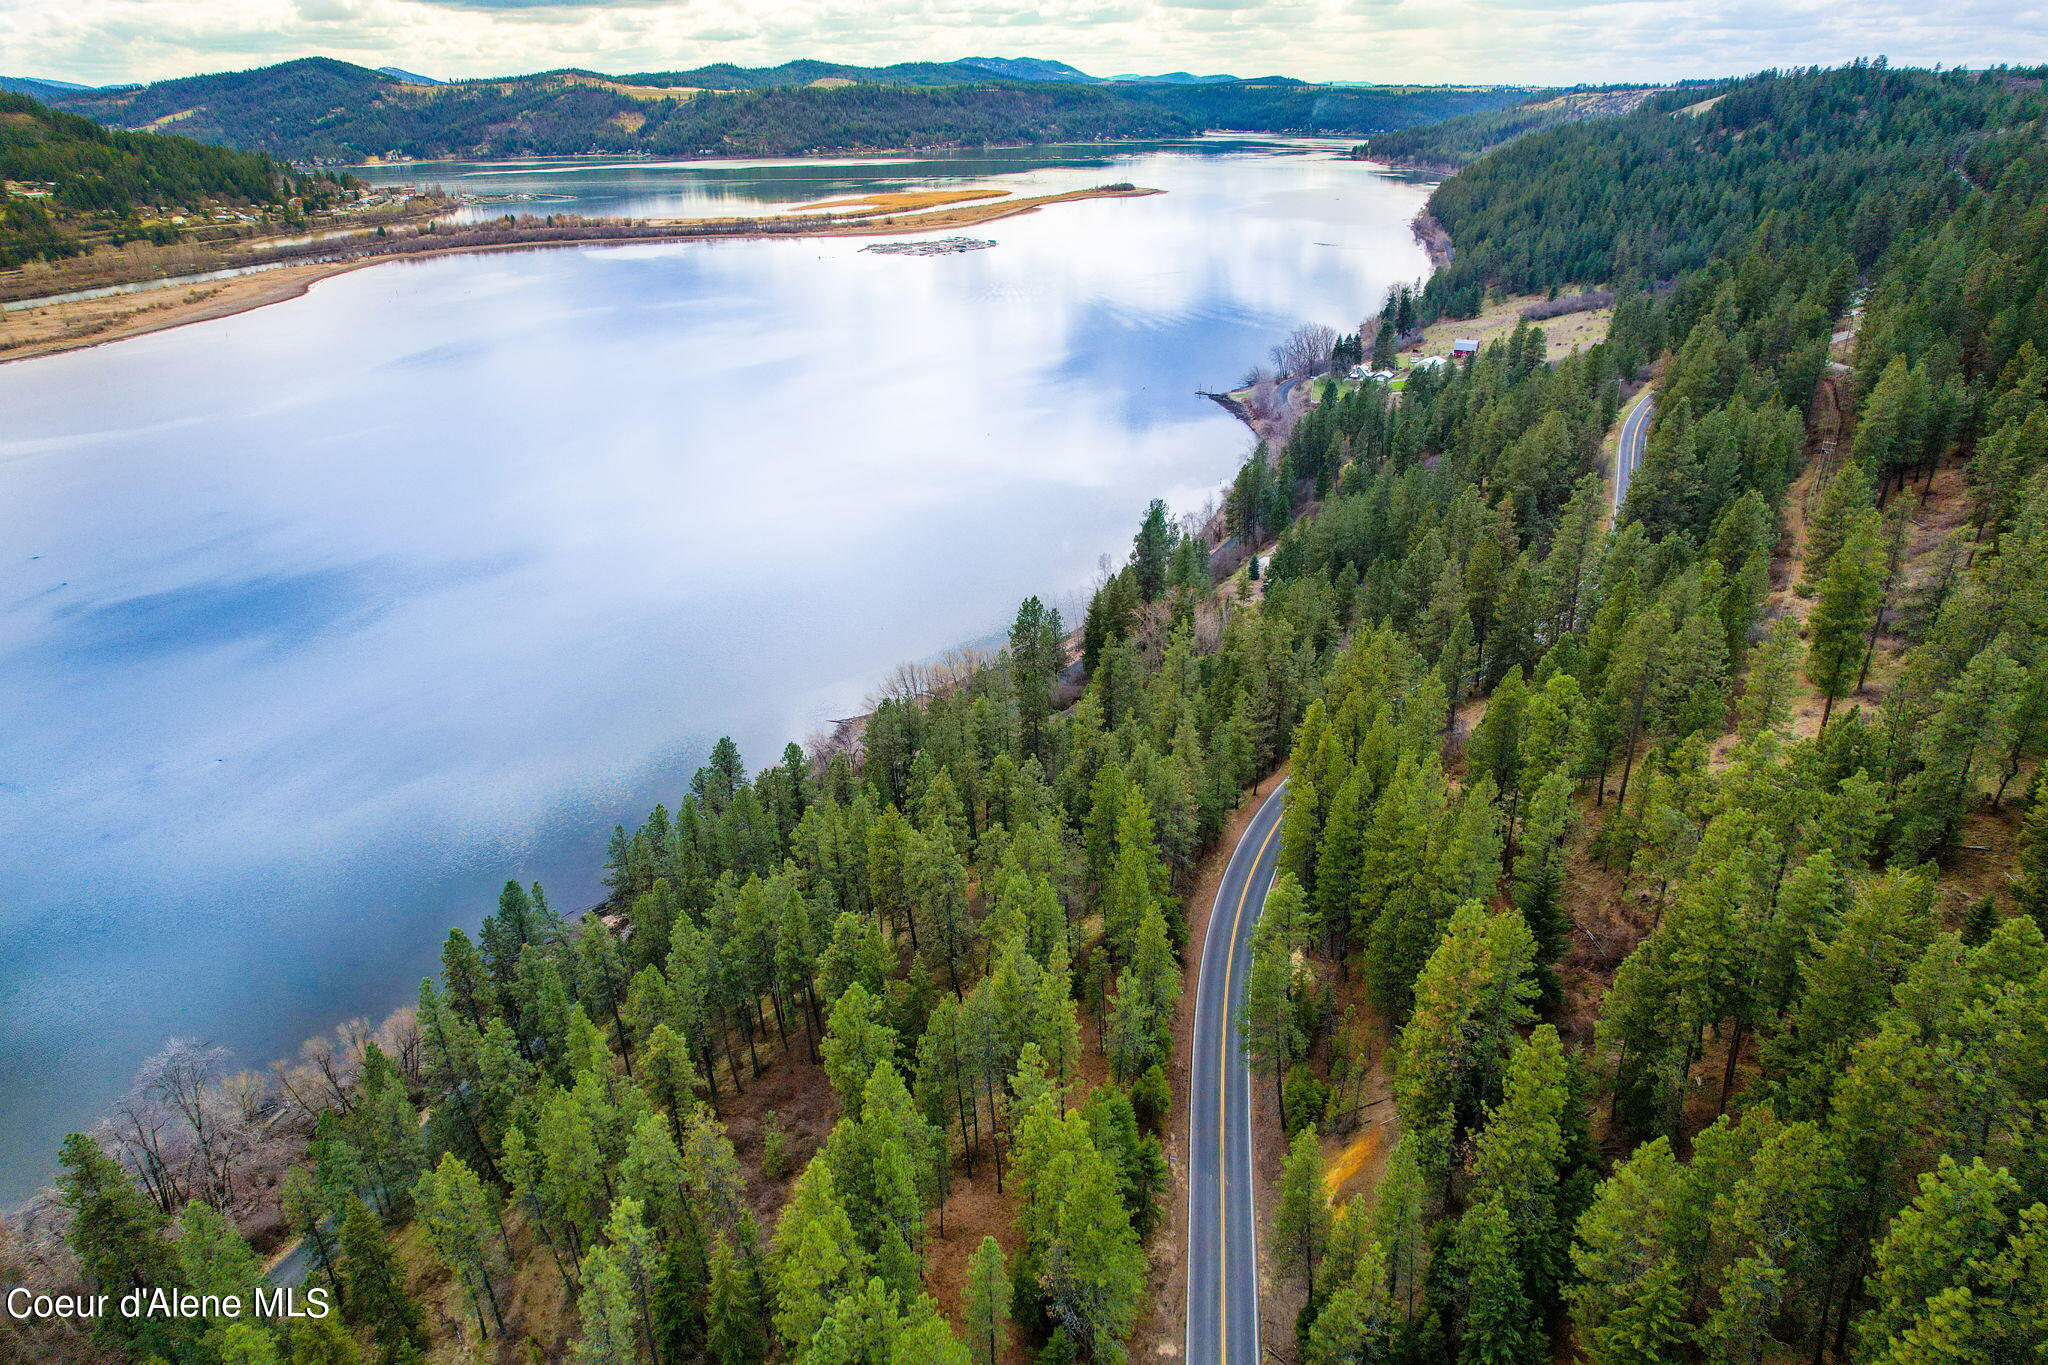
<box><xmin>0</xmin><ymin>261</ymin><xmax>353</xmax><ymax>363</ymax></box>
<box><xmin>1409</xmin><ymin>292</ymin><xmax>1614</xmax><ymax>365</ymax></box>
<box><xmin>797</xmin><ymin>189</ymin><xmax>1009</xmax><ymax>216</ymax></box>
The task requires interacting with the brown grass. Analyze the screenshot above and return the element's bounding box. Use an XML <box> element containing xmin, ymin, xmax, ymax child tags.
<box><xmin>1409</xmin><ymin>292</ymin><xmax>1614</xmax><ymax>365</ymax></box>
<box><xmin>797</xmin><ymin>190</ymin><xmax>1009</xmax><ymax>216</ymax></box>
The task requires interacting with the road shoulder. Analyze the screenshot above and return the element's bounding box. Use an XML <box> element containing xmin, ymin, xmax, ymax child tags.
<box><xmin>1133</xmin><ymin>766</ymin><xmax>1289</xmax><ymax>1365</ymax></box>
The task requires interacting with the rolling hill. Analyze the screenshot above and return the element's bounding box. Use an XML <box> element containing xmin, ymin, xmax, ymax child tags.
<box><xmin>22</xmin><ymin>56</ymin><xmax>1530</xmax><ymax>162</ymax></box>
<box><xmin>1358</xmin><ymin>84</ymin><xmax>1683</xmax><ymax>167</ymax></box>
<box><xmin>0</xmin><ymin>90</ymin><xmax>353</xmax><ymax>266</ymax></box>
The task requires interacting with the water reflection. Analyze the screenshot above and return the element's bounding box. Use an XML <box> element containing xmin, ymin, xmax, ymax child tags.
<box><xmin>0</xmin><ymin>139</ymin><xmax>1429</xmax><ymax>1201</ymax></box>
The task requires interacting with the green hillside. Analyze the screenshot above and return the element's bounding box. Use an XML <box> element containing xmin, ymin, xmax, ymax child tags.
<box><xmin>35</xmin><ymin>57</ymin><xmax>1529</xmax><ymax>162</ymax></box>
<box><xmin>1124</xmin><ymin>79</ymin><xmax>1529</xmax><ymax>134</ymax></box>
<box><xmin>0</xmin><ymin>90</ymin><xmax>353</xmax><ymax>267</ymax></box>
<box><xmin>1357</xmin><ymin>84</ymin><xmax>1674</xmax><ymax>168</ymax></box>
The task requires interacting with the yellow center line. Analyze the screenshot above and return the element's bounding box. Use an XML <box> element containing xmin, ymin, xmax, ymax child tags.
<box><xmin>1218</xmin><ymin>799</ymin><xmax>1283</xmax><ymax>1364</ymax></box>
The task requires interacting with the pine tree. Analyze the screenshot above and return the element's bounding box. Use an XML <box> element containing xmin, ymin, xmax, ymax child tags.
<box><xmin>57</xmin><ymin>1133</ymin><xmax>196</xmax><ymax>1360</ymax></box>
<box><xmin>1806</xmin><ymin>510</ymin><xmax>1886</xmax><ymax>729</ymax></box>
<box><xmin>1568</xmin><ymin>1139</ymin><xmax>1691</xmax><ymax>1365</ymax></box>
<box><xmin>285</xmin><ymin>1315</ymin><xmax>364</xmax><ymax>1365</ymax></box>
<box><xmin>1271</xmin><ymin>1125</ymin><xmax>1333</xmax><ymax>1294</ymax></box>
<box><xmin>219</xmin><ymin>1322</ymin><xmax>286</xmax><ymax>1365</ymax></box>
<box><xmin>1241</xmin><ymin>877</ymin><xmax>1307</xmax><ymax>1126</ymax></box>
<box><xmin>418</xmin><ymin>1153</ymin><xmax>507</xmax><ymax>1338</ymax></box>
<box><xmin>1368</xmin><ymin>1136</ymin><xmax>1429</xmax><ymax>1318</ymax></box>
<box><xmin>174</xmin><ymin>1198</ymin><xmax>264</xmax><ymax>1310</ymax></box>
<box><xmin>1467</xmin><ymin>1027</ymin><xmax>1572</xmax><ymax>1308</ymax></box>
<box><xmin>280</xmin><ymin>1165</ymin><xmax>344</xmax><ymax>1293</ymax></box>
<box><xmin>1132</xmin><ymin>499</ymin><xmax>1174</xmax><ymax>602</ymax></box>
<box><xmin>577</xmin><ymin>1245</ymin><xmax>646</xmax><ymax>1365</ymax></box>
<box><xmin>772</xmin><ymin>1162</ymin><xmax>868</xmax><ymax>1352</ymax></box>
<box><xmin>963</xmin><ymin>1236</ymin><xmax>1011</xmax><ymax>1365</ymax></box>
<box><xmin>706</xmin><ymin>1235</ymin><xmax>766</xmax><ymax>1365</ymax></box>
<box><xmin>822</xmin><ymin>983</ymin><xmax>900</xmax><ymax>1114</ymax></box>
<box><xmin>1392</xmin><ymin>903</ymin><xmax>1537</xmax><ymax>1186</ymax></box>
<box><xmin>1012</xmin><ymin>1102</ymin><xmax>1147</xmax><ymax>1364</ymax></box>
<box><xmin>338</xmin><ymin>1197</ymin><xmax>427</xmax><ymax>1362</ymax></box>
<box><xmin>1451</xmin><ymin>1200</ymin><xmax>1534</xmax><ymax>1365</ymax></box>
<box><xmin>2016</xmin><ymin>778</ymin><xmax>2048</xmax><ymax>925</ymax></box>
<box><xmin>1858</xmin><ymin>1157</ymin><xmax>2047</xmax><ymax>1364</ymax></box>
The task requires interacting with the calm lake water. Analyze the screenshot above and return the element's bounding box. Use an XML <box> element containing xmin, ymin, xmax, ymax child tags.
<box><xmin>0</xmin><ymin>138</ymin><xmax>1431</xmax><ymax>1202</ymax></box>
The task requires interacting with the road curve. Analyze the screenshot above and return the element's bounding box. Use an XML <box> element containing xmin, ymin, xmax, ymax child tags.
<box><xmin>1185</xmin><ymin>780</ymin><xmax>1290</xmax><ymax>1365</ymax></box>
<box><xmin>1614</xmin><ymin>387</ymin><xmax>1655</xmax><ymax>512</ymax></box>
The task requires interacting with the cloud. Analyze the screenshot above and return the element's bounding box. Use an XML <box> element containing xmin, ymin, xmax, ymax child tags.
<box><xmin>402</xmin><ymin>0</ymin><xmax>661</xmax><ymax>10</ymax></box>
<box><xmin>2</xmin><ymin>0</ymin><xmax>2045</xmax><ymax>89</ymax></box>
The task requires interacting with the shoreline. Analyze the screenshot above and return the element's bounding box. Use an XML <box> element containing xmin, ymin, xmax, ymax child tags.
<box><xmin>0</xmin><ymin>148</ymin><xmax>1420</xmax><ymax>1212</ymax></box>
<box><xmin>0</xmin><ymin>184</ymin><xmax>1159</xmax><ymax>366</ymax></box>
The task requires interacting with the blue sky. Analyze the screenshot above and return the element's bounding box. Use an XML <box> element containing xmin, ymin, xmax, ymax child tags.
<box><xmin>2</xmin><ymin>0</ymin><xmax>2044</xmax><ymax>88</ymax></box>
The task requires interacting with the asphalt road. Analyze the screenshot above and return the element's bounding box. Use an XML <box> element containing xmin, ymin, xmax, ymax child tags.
<box><xmin>1614</xmin><ymin>388</ymin><xmax>1655</xmax><ymax>511</ymax></box>
<box><xmin>1185</xmin><ymin>781</ymin><xmax>1289</xmax><ymax>1365</ymax></box>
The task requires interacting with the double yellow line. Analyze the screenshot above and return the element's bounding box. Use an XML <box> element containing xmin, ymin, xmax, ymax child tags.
<box><xmin>1215</xmin><ymin>797</ymin><xmax>1283</xmax><ymax>1363</ymax></box>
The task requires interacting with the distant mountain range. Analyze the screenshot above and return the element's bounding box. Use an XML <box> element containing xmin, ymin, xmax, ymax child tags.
<box><xmin>0</xmin><ymin>75</ymin><xmax>104</xmax><ymax>100</ymax></box>
<box><xmin>0</xmin><ymin>56</ymin><xmax>1530</xmax><ymax>163</ymax></box>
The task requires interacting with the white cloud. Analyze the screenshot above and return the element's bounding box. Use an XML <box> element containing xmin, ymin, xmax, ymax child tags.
<box><xmin>1</xmin><ymin>0</ymin><xmax>2044</xmax><ymax>87</ymax></box>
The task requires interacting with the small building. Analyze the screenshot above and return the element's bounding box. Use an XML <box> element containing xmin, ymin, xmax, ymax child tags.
<box><xmin>1411</xmin><ymin>355</ymin><xmax>1450</xmax><ymax>372</ymax></box>
<box><xmin>1452</xmin><ymin>338</ymin><xmax>1480</xmax><ymax>358</ymax></box>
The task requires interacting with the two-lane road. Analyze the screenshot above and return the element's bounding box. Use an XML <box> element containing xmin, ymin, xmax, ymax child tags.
<box><xmin>1185</xmin><ymin>780</ymin><xmax>1289</xmax><ymax>1365</ymax></box>
<box><xmin>1614</xmin><ymin>387</ymin><xmax>1655</xmax><ymax>512</ymax></box>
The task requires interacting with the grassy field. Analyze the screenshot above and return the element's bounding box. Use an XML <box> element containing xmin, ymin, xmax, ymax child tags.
<box><xmin>1408</xmin><ymin>291</ymin><xmax>1614</xmax><ymax>362</ymax></box>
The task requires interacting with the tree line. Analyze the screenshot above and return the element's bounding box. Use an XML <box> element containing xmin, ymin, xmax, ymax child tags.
<box><xmin>19</xmin><ymin>54</ymin><xmax>2048</xmax><ymax>1365</ymax></box>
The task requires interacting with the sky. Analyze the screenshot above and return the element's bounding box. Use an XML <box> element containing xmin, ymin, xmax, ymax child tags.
<box><xmin>1</xmin><ymin>0</ymin><xmax>2044</xmax><ymax>90</ymax></box>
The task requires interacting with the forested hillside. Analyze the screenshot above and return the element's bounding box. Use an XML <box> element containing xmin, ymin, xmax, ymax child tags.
<box><xmin>1119</xmin><ymin>81</ymin><xmax>1527</xmax><ymax>136</ymax></box>
<box><xmin>0</xmin><ymin>91</ymin><xmax>353</xmax><ymax>266</ymax></box>
<box><xmin>10</xmin><ymin>56</ymin><xmax>2048</xmax><ymax>1365</ymax></box>
<box><xmin>41</xmin><ymin>59</ymin><xmax>1191</xmax><ymax>161</ymax></box>
<box><xmin>1255</xmin><ymin>59</ymin><xmax>2048</xmax><ymax>1362</ymax></box>
<box><xmin>1356</xmin><ymin>86</ymin><xmax>1669</xmax><ymax>169</ymax></box>
<box><xmin>34</xmin><ymin>57</ymin><xmax>1526</xmax><ymax>162</ymax></box>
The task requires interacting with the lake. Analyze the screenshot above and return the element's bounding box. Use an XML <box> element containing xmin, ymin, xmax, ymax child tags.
<box><xmin>0</xmin><ymin>137</ymin><xmax>1432</xmax><ymax>1203</ymax></box>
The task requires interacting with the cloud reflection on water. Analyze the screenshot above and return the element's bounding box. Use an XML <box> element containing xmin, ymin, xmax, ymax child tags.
<box><xmin>0</xmin><ymin>139</ymin><xmax>1430</xmax><ymax>1200</ymax></box>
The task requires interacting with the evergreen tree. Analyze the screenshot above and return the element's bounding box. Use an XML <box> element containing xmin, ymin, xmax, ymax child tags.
<box><xmin>1451</xmin><ymin>1200</ymin><xmax>1534</xmax><ymax>1365</ymax></box>
<box><xmin>418</xmin><ymin>1153</ymin><xmax>507</xmax><ymax>1338</ymax></box>
<box><xmin>1806</xmin><ymin>511</ymin><xmax>1887</xmax><ymax>729</ymax></box>
<box><xmin>57</xmin><ymin>1133</ymin><xmax>197</xmax><ymax>1360</ymax></box>
<box><xmin>338</xmin><ymin>1197</ymin><xmax>427</xmax><ymax>1363</ymax></box>
<box><xmin>1132</xmin><ymin>499</ymin><xmax>1174</xmax><ymax>603</ymax></box>
<box><xmin>707</xmin><ymin>1235</ymin><xmax>767</xmax><ymax>1365</ymax></box>
<box><xmin>964</xmin><ymin>1236</ymin><xmax>1012</xmax><ymax>1365</ymax></box>
<box><xmin>1271</xmin><ymin>1125</ymin><xmax>1334</xmax><ymax>1294</ymax></box>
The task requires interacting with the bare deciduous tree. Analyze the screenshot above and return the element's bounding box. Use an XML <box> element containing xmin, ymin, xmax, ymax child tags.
<box><xmin>866</xmin><ymin>646</ymin><xmax>995</xmax><ymax>707</ymax></box>
<box><xmin>1251</xmin><ymin>370</ymin><xmax>1280</xmax><ymax>419</ymax></box>
<box><xmin>100</xmin><ymin>1097</ymin><xmax>184</xmax><ymax>1213</ymax></box>
<box><xmin>1271</xmin><ymin>322</ymin><xmax>1340</xmax><ymax>378</ymax></box>
<box><xmin>273</xmin><ymin>1019</ymin><xmax>372</xmax><ymax>1126</ymax></box>
<box><xmin>377</xmin><ymin>1005</ymin><xmax>423</xmax><ymax>1082</ymax></box>
<box><xmin>137</xmin><ymin>1040</ymin><xmax>249</xmax><ymax>1209</ymax></box>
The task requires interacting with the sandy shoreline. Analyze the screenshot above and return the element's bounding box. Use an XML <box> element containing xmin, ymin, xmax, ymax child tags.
<box><xmin>0</xmin><ymin>185</ymin><xmax>1158</xmax><ymax>367</ymax></box>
